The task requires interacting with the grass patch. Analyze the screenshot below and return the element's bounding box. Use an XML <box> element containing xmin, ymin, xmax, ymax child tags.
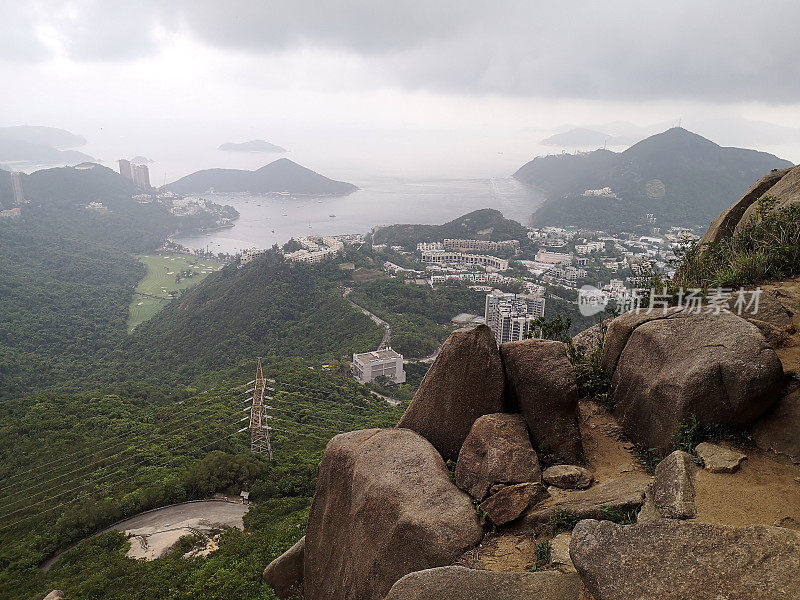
<box><xmin>528</xmin><ymin>539</ymin><xmax>552</xmax><ymax>571</ymax></box>
<box><xmin>675</xmin><ymin>198</ymin><xmax>800</xmax><ymax>288</ymax></box>
<box><xmin>127</xmin><ymin>253</ymin><xmax>222</xmax><ymax>331</ymax></box>
<box><xmin>549</xmin><ymin>509</ymin><xmax>580</xmax><ymax>534</ymax></box>
<box><xmin>599</xmin><ymin>505</ymin><xmax>637</xmax><ymax>525</ymax></box>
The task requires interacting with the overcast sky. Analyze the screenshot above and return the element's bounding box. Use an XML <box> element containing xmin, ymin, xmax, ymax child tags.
<box><xmin>3</xmin><ymin>0</ymin><xmax>800</xmax><ymax>179</ymax></box>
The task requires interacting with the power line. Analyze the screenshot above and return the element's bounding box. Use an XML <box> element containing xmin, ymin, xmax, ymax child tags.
<box><xmin>0</xmin><ymin>428</ymin><xmax>247</xmax><ymax>534</ymax></box>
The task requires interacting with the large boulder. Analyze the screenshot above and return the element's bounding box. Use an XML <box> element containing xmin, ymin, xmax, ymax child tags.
<box><xmin>263</xmin><ymin>536</ymin><xmax>304</xmax><ymax>599</ymax></box>
<box><xmin>384</xmin><ymin>566</ymin><xmax>581</xmax><ymax>600</ymax></box>
<box><xmin>652</xmin><ymin>451</ymin><xmax>696</xmax><ymax>519</ymax></box>
<box><xmin>570</xmin><ymin>519</ymin><xmax>800</xmax><ymax>600</ymax></box>
<box><xmin>606</xmin><ymin>310</ymin><xmax>783</xmax><ymax>451</ymax></box>
<box><xmin>694</xmin><ymin>442</ymin><xmax>747</xmax><ymax>473</ymax></box>
<box><xmin>524</xmin><ymin>474</ymin><xmax>651</xmax><ymax>525</ymax></box>
<box><xmin>454</xmin><ymin>413</ymin><xmax>541</xmax><ymax>500</ymax></box>
<box><xmin>500</xmin><ymin>339</ymin><xmax>584</xmax><ymax>463</ymax></box>
<box><xmin>398</xmin><ymin>325</ymin><xmax>507</xmax><ymax>461</ymax></box>
<box><xmin>303</xmin><ymin>429</ymin><xmax>484</xmax><ymax>600</ymax></box>
<box><xmin>42</xmin><ymin>593</ymin><xmax>65</xmax><ymax>600</ymax></box>
<box><xmin>702</xmin><ymin>167</ymin><xmax>793</xmax><ymax>244</ymax></box>
<box><xmin>736</xmin><ymin>164</ymin><xmax>800</xmax><ymax>231</ymax></box>
<box><xmin>753</xmin><ymin>389</ymin><xmax>800</xmax><ymax>465</ymax></box>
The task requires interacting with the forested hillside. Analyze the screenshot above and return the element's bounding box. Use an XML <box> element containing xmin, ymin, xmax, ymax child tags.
<box><xmin>132</xmin><ymin>252</ymin><xmax>382</xmax><ymax>376</ymax></box>
<box><xmin>372</xmin><ymin>208</ymin><xmax>529</xmax><ymax>248</ymax></box>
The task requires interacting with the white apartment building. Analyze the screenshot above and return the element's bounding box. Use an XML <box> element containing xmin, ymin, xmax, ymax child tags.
<box><xmin>443</xmin><ymin>239</ymin><xmax>521</xmax><ymax>253</ymax></box>
<box><xmin>241</xmin><ymin>248</ymin><xmax>269</xmax><ymax>265</ymax></box>
<box><xmin>284</xmin><ymin>236</ymin><xmax>344</xmax><ymax>263</ymax></box>
<box><xmin>352</xmin><ymin>348</ymin><xmax>407</xmax><ymax>384</ymax></box>
<box><xmin>484</xmin><ymin>290</ymin><xmax>546</xmax><ymax>345</ymax></box>
<box><xmin>417</xmin><ymin>242</ymin><xmax>444</xmax><ymax>252</ymax></box>
<box><xmin>421</xmin><ymin>250</ymin><xmax>509</xmax><ymax>271</ymax></box>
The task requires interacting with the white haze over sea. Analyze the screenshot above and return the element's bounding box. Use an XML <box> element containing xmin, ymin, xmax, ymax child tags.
<box><xmin>172</xmin><ymin>176</ymin><xmax>545</xmax><ymax>254</ymax></box>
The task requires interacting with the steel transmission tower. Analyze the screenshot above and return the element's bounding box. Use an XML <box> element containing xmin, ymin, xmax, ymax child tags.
<box><xmin>248</xmin><ymin>358</ymin><xmax>274</xmax><ymax>459</ymax></box>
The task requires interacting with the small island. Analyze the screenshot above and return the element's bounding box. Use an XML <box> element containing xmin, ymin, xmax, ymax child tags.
<box><xmin>218</xmin><ymin>139</ymin><xmax>287</xmax><ymax>153</ymax></box>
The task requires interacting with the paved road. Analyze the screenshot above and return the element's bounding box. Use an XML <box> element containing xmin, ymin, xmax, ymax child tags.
<box><xmin>343</xmin><ymin>287</ymin><xmax>391</xmax><ymax>349</ymax></box>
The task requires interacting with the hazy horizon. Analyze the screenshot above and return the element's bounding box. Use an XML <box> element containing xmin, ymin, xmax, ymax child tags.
<box><xmin>3</xmin><ymin>1</ymin><xmax>800</xmax><ymax>183</ymax></box>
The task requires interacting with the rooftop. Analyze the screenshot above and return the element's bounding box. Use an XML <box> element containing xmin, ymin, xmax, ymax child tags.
<box><xmin>354</xmin><ymin>348</ymin><xmax>403</xmax><ymax>363</ymax></box>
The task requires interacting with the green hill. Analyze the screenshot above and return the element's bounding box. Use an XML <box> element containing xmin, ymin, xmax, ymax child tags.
<box><xmin>165</xmin><ymin>158</ymin><xmax>357</xmax><ymax>195</ymax></box>
<box><xmin>515</xmin><ymin>128</ymin><xmax>793</xmax><ymax>232</ymax></box>
<box><xmin>372</xmin><ymin>208</ymin><xmax>529</xmax><ymax>248</ymax></box>
<box><xmin>131</xmin><ymin>251</ymin><xmax>382</xmax><ymax>375</ymax></box>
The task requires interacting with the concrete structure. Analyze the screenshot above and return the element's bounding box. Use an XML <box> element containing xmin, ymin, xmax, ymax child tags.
<box><xmin>132</xmin><ymin>163</ymin><xmax>151</xmax><ymax>189</ymax></box>
<box><xmin>10</xmin><ymin>171</ymin><xmax>25</xmax><ymax>204</ymax></box>
<box><xmin>118</xmin><ymin>159</ymin><xmax>133</xmax><ymax>180</ymax></box>
<box><xmin>484</xmin><ymin>289</ymin><xmax>546</xmax><ymax>344</ymax></box>
<box><xmin>443</xmin><ymin>239</ymin><xmax>521</xmax><ymax>253</ymax></box>
<box><xmin>352</xmin><ymin>348</ymin><xmax>406</xmax><ymax>384</ymax></box>
<box><xmin>535</xmin><ymin>250</ymin><xmax>573</xmax><ymax>265</ymax></box>
<box><xmin>241</xmin><ymin>248</ymin><xmax>269</xmax><ymax>265</ymax></box>
<box><xmin>417</xmin><ymin>241</ymin><xmax>444</xmax><ymax>252</ymax></box>
<box><xmin>422</xmin><ymin>250</ymin><xmax>509</xmax><ymax>271</ymax></box>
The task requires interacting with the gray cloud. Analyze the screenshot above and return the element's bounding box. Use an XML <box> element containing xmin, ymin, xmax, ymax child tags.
<box><xmin>3</xmin><ymin>0</ymin><xmax>800</xmax><ymax>103</ymax></box>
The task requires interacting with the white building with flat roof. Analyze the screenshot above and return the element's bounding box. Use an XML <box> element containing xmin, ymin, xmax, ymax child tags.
<box><xmin>352</xmin><ymin>348</ymin><xmax>406</xmax><ymax>384</ymax></box>
<box><xmin>421</xmin><ymin>250</ymin><xmax>509</xmax><ymax>271</ymax></box>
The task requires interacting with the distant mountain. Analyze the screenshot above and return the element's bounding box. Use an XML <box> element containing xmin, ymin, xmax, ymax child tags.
<box><xmin>372</xmin><ymin>208</ymin><xmax>529</xmax><ymax>248</ymax></box>
<box><xmin>0</xmin><ymin>125</ymin><xmax>86</xmax><ymax>148</ymax></box>
<box><xmin>515</xmin><ymin>127</ymin><xmax>794</xmax><ymax>232</ymax></box>
<box><xmin>218</xmin><ymin>139</ymin><xmax>287</xmax><ymax>153</ymax></box>
<box><xmin>541</xmin><ymin>128</ymin><xmax>626</xmax><ymax>147</ymax></box>
<box><xmin>0</xmin><ymin>138</ymin><xmax>93</xmax><ymax>166</ymax></box>
<box><xmin>165</xmin><ymin>158</ymin><xmax>357</xmax><ymax>195</ymax></box>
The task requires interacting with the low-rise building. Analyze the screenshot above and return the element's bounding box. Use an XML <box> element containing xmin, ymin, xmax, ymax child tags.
<box><xmin>443</xmin><ymin>239</ymin><xmax>521</xmax><ymax>253</ymax></box>
<box><xmin>535</xmin><ymin>250</ymin><xmax>573</xmax><ymax>265</ymax></box>
<box><xmin>351</xmin><ymin>348</ymin><xmax>406</xmax><ymax>384</ymax></box>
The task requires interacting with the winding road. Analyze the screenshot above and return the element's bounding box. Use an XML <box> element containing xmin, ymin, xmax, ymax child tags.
<box><xmin>343</xmin><ymin>287</ymin><xmax>391</xmax><ymax>349</ymax></box>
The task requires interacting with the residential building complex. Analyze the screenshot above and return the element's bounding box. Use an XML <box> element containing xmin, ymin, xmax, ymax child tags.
<box><xmin>484</xmin><ymin>289</ymin><xmax>546</xmax><ymax>344</ymax></box>
<box><xmin>421</xmin><ymin>250</ymin><xmax>509</xmax><ymax>271</ymax></box>
<box><xmin>284</xmin><ymin>236</ymin><xmax>344</xmax><ymax>263</ymax></box>
<box><xmin>443</xmin><ymin>238</ymin><xmax>520</xmax><ymax>253</ymax></box>
<box><xmin>351</xmin><ymin>348</ymin><xmax>406</xmax><ymax>384</ymax></box>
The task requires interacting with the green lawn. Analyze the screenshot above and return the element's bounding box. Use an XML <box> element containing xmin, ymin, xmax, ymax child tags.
<box><xmin>127</xmin><ymin>253</ymin><xmax>223</xmax><ymax>331</ymax></box>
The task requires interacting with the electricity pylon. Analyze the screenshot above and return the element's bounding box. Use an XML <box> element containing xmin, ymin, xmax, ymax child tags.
<box><xmin>248</xmin><ymin>357</ymin><xmax>274</xmax><ymax>459</ymax></box>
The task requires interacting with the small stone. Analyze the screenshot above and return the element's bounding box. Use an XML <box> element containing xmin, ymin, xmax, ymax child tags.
<box><xmin>695</xmin><ymin>442</ymin><xmax>747</xmax><ymax>473</ymax></box>
<box><xmin>542</xmin><ymin>465</ymin><xmax>594</xmax><ymax>489</ymax></box>
<box><xmin>479</xmin><ymin>482</ymin><xmax>549</xmax><ymax>526</ymax></box>
<box><xmin>43</xmin><ymin>592</ymin><xmax>65</xmax><ymax>600</ymax></box>
<box><xmin>652</xmin><ymin>450</ymin><xmax>696</xmax><ymax>519</ymax></box>
<box><xmin>550</xmin><ymin>532</ymin><xmax>576</xmax><ymax>573</ymax></box>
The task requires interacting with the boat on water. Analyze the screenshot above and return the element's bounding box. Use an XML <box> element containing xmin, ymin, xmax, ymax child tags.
<box><xmin>329</xmin><ymin>214</ymin><xmax>336</xmax><ymax>217</ymax></box>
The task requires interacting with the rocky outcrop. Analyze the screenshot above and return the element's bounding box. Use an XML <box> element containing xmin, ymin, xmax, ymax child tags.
<box><xmin>42</xmin><ymin>592</ymin><xmax>65</xmax><ymax>600</ymax></box>
<box><xmin>263</xmin><ymin>536</ymin><xmax>304</xmax><ymax>599</ymax></box>
<box><xmin>500</xmin><ymin>339</ymin><xmax>584</xmax><ymax>463</ymax></box>
<box><xmin>384</xmin><ymin>566</ymin><xmax>582</xmax><ymax>600</ymax></box>
<box><xmin>702</xmin><ymin>167</ymin><xmax>793</xmax><ymax>244</ymax></box>
<box><xmin>542</xmin><ymin>465</ymin><xmax>594</xmax><ymax>490</ymax></box>
<box><xmin>736</xmin><ymin>165</ymin><xmax>800</xmax><ymax>230</ymax></box>
<box><xmin>606</xmin><ymin>310</ymin><xmax>783</xmax><ymax>451</ymax></box>
<box><xmin>524</xmin><ymin>474</ymin><xmax>651</xmax><ymax>525</ymax></box>
<box><xmin>303</xmin><ymin>428</ymin><xmax>483</xmax><ymax>600</ymax></box>
<box><xmin>454</xmin><ymin>413</ymin><xmax>541</xmax><ymax>500</ymax></box>
<box><xmin>753</xmin><ymin>389</ymin><xmax>800</xmax><ymax>464</ymax></box>
<box><xmin>478</xmin><ymin>482</ymin><xmax>549</xmax><ymax>526</ymax></box>
<box><xmin>570</xmin><ymin>519</ymin><xmax>800</xmax><ymax>600</ymax></box>
<box><xmin>398</xmin><ymin>324</ymin><xmax>507</xmax><ymax>461</ymax></box>
<box><xmin>695</xmin><ymin>442</ymin><xmax>747</xmax><ymax>473</ymax></box>
<box><xmin>652</xmin><ymin>451</ymin><xmax>696</xmax><ymax>519</ymax></box>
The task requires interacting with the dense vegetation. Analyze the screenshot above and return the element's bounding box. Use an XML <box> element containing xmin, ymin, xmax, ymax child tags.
<box><xmin>516</xmin><ymin>128</ymin><xmax>792</xmax><ymax>232</ymax></box>
<box><xmin>133</xmin><ymin>252</ymin><xmax>383</xmax><ymax>377</ymax></box>
<box><xmin>347</xmin><ymin>279</ymin><xmax>486</xmax><ymax>357</ymax></box>
<box><xmin>0</xmin><ymin>362</ymin><xmax>404</xmax><ymax>599</ymax></box>
<box><xmin>675</xmin><ymin>198</ymin><xmax>800</xmax><ymax>287</ymax></box>
<box><xmin>371</xmin><ymin>208</ymin><xmax>530</xmax><ymax>249</ymax></box>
